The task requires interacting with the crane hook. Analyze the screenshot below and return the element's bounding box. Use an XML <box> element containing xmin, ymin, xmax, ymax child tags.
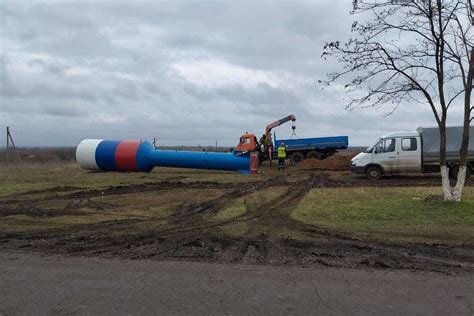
<box><xmin>290</xmin><ymin>124</ymin><xmax>298</xmax><ymax>138</ymax></box>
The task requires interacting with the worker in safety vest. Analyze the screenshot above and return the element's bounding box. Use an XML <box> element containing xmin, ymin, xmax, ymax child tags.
<box><xmin>277</xmin><ymin>143</ymin><xmax>287</xmax><ymax>171</ymax></box>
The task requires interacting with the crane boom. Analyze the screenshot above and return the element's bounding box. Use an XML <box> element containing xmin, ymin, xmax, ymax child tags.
<box><xmin>263</xmin><ymin>114</ymin><xmax>296</xmax><ymax>163</ymax></box>
<box><xmin>265</xmin><ymin>114</ymin><xmax>296</xmax><ymax>136</ymax></box>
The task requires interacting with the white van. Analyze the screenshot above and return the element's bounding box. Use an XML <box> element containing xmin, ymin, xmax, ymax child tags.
<box><xmin>351</xmin><ymin>127</ymin><xmax>474</xmax><ymax>180</ymax></box>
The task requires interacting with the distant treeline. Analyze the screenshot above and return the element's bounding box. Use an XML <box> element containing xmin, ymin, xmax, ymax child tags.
<box><xmin>0</xmin><ymin>147</ymin><xmax>76</xmax><ymax>164</ymax></box>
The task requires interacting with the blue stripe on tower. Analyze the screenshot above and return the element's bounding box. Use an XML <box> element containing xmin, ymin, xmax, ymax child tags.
<box><xmin>95</xmin><ymin>140</ymin><xmax>120</xmax><ymax>171</ymax></box>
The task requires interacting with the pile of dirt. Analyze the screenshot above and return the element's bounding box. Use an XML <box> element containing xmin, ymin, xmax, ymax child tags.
<box><xmin>299</xmin><ymin>153</ymin><xmax>355</xmax><ymax>170</ymax></box>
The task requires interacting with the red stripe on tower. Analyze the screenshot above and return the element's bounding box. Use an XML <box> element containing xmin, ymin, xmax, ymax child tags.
<box><xmin>115</xmin><ymin>141</ymin><xmax>141</xmax><ymax>171</ymax></box>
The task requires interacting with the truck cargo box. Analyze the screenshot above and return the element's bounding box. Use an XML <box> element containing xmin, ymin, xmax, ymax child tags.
<box><xmin>417</xmin><ymin>126</ymin><xmax>474</xmax><ymax>162</ymax></box>
<box><xmin>274</xmin><ymin>135</ymin><xmax>349</xmax><ymax>151</ymax></box>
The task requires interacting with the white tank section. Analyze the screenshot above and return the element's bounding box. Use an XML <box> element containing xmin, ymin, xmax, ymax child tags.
<box><xmin>76</xmin><ymin>139</ymin><xmax>103</xmax><ymax>170</ymax></box>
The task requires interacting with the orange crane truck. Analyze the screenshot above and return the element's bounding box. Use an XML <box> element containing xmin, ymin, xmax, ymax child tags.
<box><xmin>236</xmin><ymin>115</ymin><xmax>349</xmax><ymax>165</ymax></box>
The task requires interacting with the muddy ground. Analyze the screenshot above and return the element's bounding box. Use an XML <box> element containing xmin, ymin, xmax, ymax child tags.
<box><xmin>1</xmin><ymin>168</ymin><xmax>473</xmax><ymax>274</ymax></box>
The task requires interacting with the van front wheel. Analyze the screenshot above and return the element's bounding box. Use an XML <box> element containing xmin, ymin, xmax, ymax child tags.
<box><xmin>365</xmin><ymin>166</ymin><xmax>382</xmax><ymax>181</ymax></box>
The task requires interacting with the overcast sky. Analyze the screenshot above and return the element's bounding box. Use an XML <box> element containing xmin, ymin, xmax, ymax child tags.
<box><xmin>0</xmin><ymin>0</ymin><xmax>466</xmax><ymax>147</ymax></box>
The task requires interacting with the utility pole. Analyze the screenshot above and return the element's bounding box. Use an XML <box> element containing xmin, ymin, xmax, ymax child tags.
<box><xmin>215</xmin><ymin>139</ymin><xmax>218</xmax><ymax>150</ymax></box>
<box><xmin>6</xmin><ymin>126</ymin><xmax>22</xmax><ymax>165</ymax></box>
<box><xmin>6</xmin><ymin>126</ymin><xmax>9</xmax><ymax>166</ymax></box>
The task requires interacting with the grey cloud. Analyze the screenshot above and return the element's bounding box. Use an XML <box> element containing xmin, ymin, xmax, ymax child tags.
<box><xmin>42</xmin><ymin>104</ymin><xmax>88</xmax><ymax>117</ymax></box>
<box><xmin>0</xmin><ymin>102</ymin><xmax>87</xmax><ymax>117</ymax></box>
<box><xmin>0</xmin><ymin>0</ymin><xmax>446</xmax><ymax>147</ymax></box>
<box><xmin>28</xmin><ymin>59</ymin><xmax>65</xmax><ymax>75</ymax></box>
<box><xmin>4</xmin><ymin>2</ymin><xmax>115</xmax><ymax>58</ymax></box>
<box><xmin>181</xmin><ymin>82</ymin><xmax>301</xmax><ymax>107</ymax></box>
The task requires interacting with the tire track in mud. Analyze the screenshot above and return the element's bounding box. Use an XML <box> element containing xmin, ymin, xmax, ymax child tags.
<box><xmin>134</xmin><ymin>173</ymin><xmax>474</xmax><ymax>273</ymax></box>
<box><xmin>133</xmin><ymin>175</ymin><xmax>294</xmax><ymax>237</ymax></box>
<box><xmin>0</xmin><ymin>178</ymin><xmax>275</xmax><ymax>260</ymax></box>
<box><xmin>234</xmin><ymin>174</ymin><xmax>474</xmax><ymax>273</ymax></box>
<box><xmin>4</xmin><ymin>171</ymin><xmax>470</xmax><ymax>206</ymax></box>
<box><xmin>1</xmin><ymin>173</ymin><xmax>474</xmax><ymax>273</ymax></box>
<box><xmin>0</xmin><ymin>181</ymin><xmax>241</xmax><ymax>206</ymax></box>
<box><xmin>0</xmin><ymin>176</ymin><xmax>291</xmax><ymax>240</ymax></box>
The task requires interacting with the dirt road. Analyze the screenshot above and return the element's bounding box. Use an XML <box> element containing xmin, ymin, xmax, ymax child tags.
<box><xmin>1</xmin><ymin>251</ymin><xmax>473</xmax><ymax>315</ymax></box>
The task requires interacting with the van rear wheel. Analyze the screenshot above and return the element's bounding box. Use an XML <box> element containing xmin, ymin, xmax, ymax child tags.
<box><xmin>365</xmin><ymin>166</ymin><xmax>382</xmax><ymax>181</ymax></box>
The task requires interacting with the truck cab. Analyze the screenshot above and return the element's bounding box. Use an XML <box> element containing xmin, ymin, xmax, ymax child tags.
<box><xmin>351</xmin><ymin>131</ymin><xmax>422</xmax><ymax>180</ymax></box>
<box><xmin>236</xmin><ymin>133</ymin><xmax>258</xmax><ymax>152</ymax></box>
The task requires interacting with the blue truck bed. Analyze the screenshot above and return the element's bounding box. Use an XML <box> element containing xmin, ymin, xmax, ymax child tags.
<box><xmin>274</xmin><ymin>135</ymin><xmax>349</xmax><ymax>151</ymax></box>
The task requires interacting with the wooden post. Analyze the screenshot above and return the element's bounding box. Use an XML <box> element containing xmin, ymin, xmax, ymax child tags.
<box><xmin>6</xmin><ymin>127</ymin><xmax>22</xmax><ymax>165</ymax></box>
<box><xmin>6</xmin><ymin>126</ymin><xmax>9</xmax><ymax>166</ymax></box>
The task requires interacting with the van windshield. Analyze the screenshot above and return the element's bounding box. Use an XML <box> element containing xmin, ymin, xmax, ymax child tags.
<box><xmin>364</xmin><ymin>138</ymin><xmax>381</xmax><ymax>153</ymax></box>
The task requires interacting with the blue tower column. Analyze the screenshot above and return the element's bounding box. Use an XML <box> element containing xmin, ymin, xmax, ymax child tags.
<box><xmin>76</xmin><ymin>140</ymin><xmax>253</xmax><ymax>174</ymax></box>
<box><xmin>136</xmin><ymin>142</ymin><xmax>251</xmax><ymax>174</ymax></box>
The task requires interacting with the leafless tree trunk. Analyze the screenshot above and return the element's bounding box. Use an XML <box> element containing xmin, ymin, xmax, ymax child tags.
<box><xmin>453</xmin><ymin>48</ymin><xmax>473</xmax><ymax>200</ymax></box>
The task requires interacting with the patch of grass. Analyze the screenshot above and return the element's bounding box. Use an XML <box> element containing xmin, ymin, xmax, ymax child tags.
<box><xmin>0</xmin><ymin>187</ymin><xmax>228</xmax><ymax>236</ymax></box>
<box><xmin>0</xmin><ymin>209</ymin><xmax>172</xmax><ymax>235</ymax></box>
<box><xmin>0</xmin><ymin>218</ymin><xmax>61</xmax><ymax>234</ymax></box>
<box><xmin>246</xmin><ymin>186</ymin><xmax>289</xmax><ymax>205</ymax></box>
<box><xmin>211</xmin><ymin>186</ymin><xmax>288</xmax><ymax>223</ymax></box>
<box><xmin>219</xmin><ymin>222</ymin><xmax>250</xmax><ymax>237</ymax></box>
<box><xmin>0</xmin><ymin>163</ymin><xmax>145</xmax><ymax>196</ymax></box>
<box><xmin>213</xmin><ymin>200</ymin><xmax>246</xmax><ymax>221</ymax></box>
<box><xmin>96</xmin><ymin>189</ymin><xmax>226</xmax><ymax>214</ymax></box>
<box><xmin>292</xmin><ymin>187</ymin><xmax>474</xmax><ymax>244</ymax></box>
<box><xmin>0</xmin><ymin>163</ymin><xmax>263</xmax><ymax>197</ymax></box>
<box><xmin>267</xmin><ymin>227</ymin><xmax>310</xmax><ymax>240</ymax></box>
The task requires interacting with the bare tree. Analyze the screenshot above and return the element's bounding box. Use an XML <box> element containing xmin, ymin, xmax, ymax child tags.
<box><xmin>323</xmin><ymin>0</ymin><xmax>473</xmax><ymax>201</ymax></box>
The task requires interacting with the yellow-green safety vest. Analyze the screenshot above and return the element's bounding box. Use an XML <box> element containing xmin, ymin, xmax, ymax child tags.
<box><xmin>277</xmin><ymin>146</ymin><xmax>286</xmax><ymax>158</ymax></box>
